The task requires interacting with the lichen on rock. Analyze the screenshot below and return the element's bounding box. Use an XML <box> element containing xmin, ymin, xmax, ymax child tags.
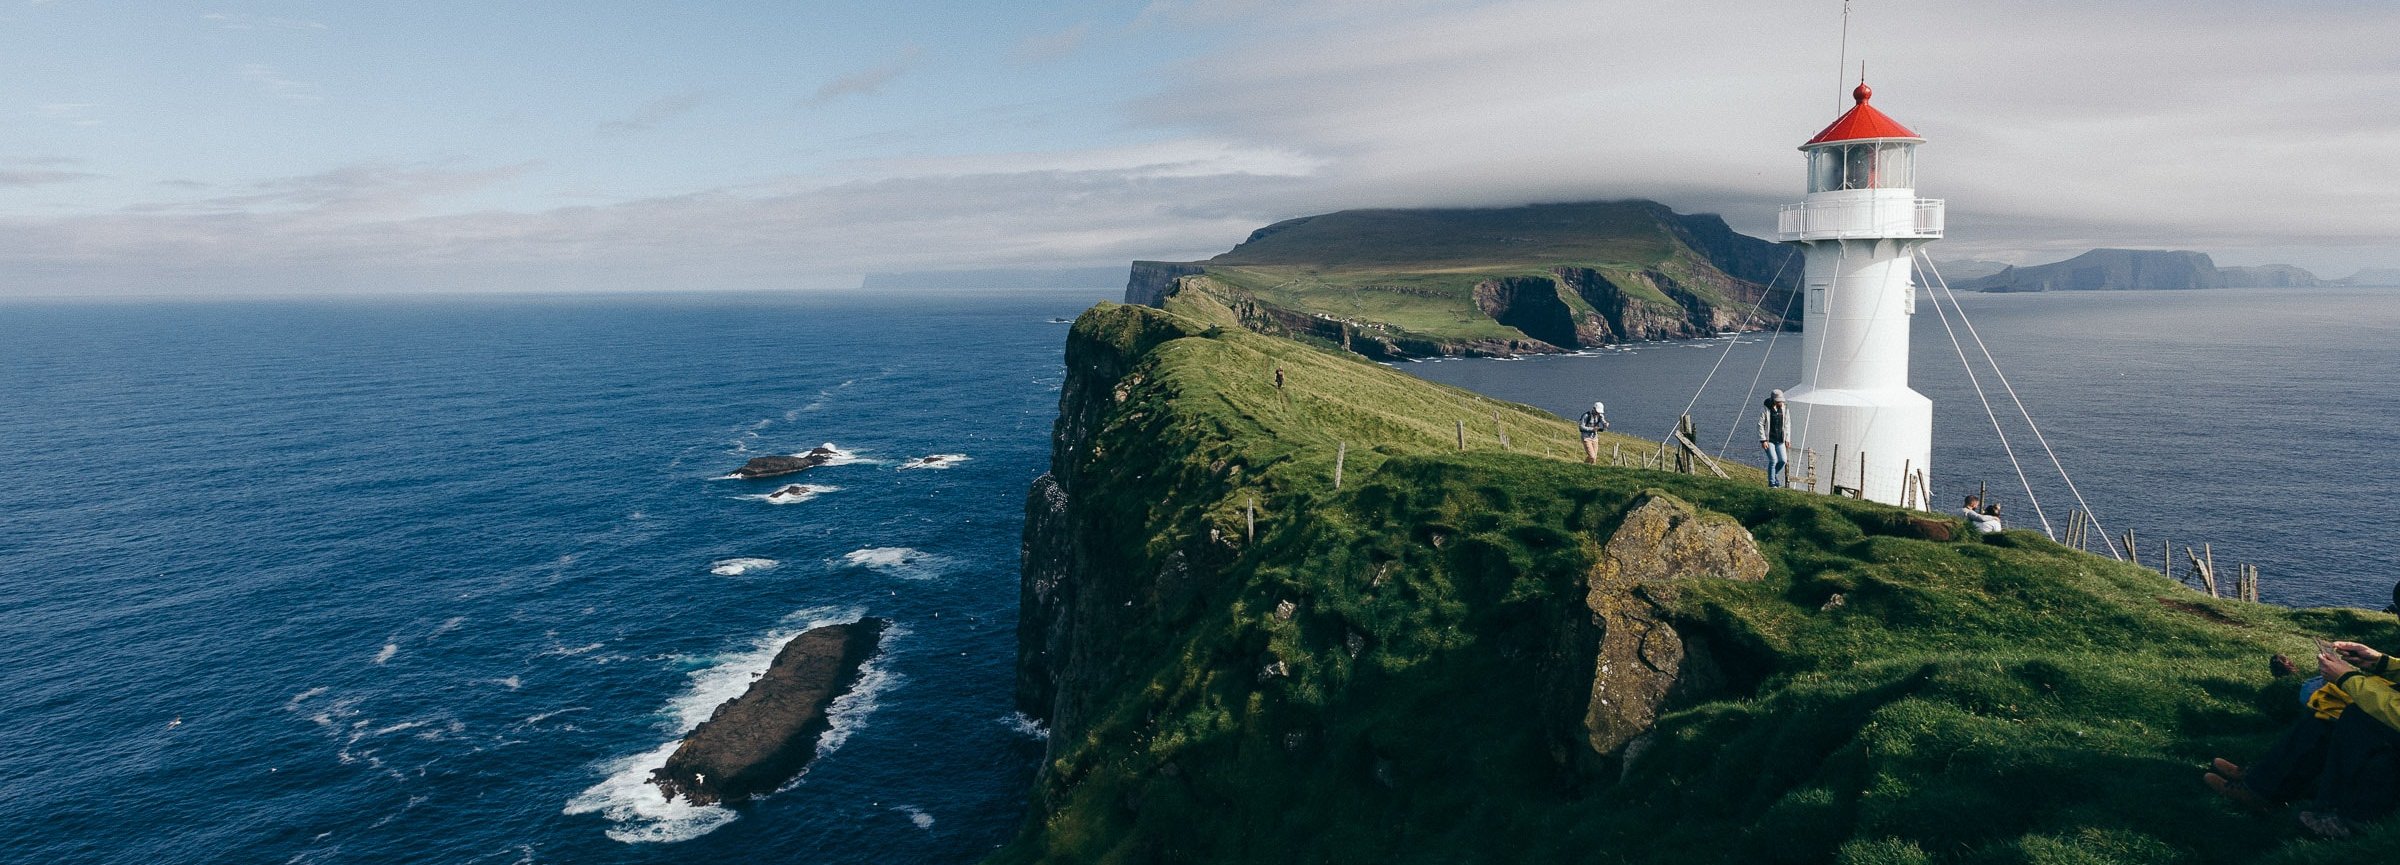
<box><xmin>1583</xmin><ymin>491</ymin><xmax>1766</xmax><ymax>755</ymax></box>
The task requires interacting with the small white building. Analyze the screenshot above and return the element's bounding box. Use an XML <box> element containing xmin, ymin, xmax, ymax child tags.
<box><xmin>1776</xmin><ymin>83</ymin><xmax>1943</xmax><ymax>506</ymax></box>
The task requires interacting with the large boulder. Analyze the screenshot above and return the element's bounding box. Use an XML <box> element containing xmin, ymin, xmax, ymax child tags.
<box><xmin>650</xmin><ymin>618</ymin><xmax>887</xmax><ymax>805</ymax></box>
<box><xmin>1583</xmin><ymin>492</ymin><xmax>1767</xmax><ymax>755</ymax></box>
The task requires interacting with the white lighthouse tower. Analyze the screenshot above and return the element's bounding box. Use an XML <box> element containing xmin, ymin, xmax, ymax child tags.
<box><xmin>1777</xmin><ymin>82</ymin><xmax>1944</xmax><ymax>506</ymax></box>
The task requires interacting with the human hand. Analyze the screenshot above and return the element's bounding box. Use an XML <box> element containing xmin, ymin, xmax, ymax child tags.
<box><xmin>2320</xmin><ymin>652</ymin><xmax>2358</xmax><ymax>680</ymax></box>
<box><xmin>1759</xmin><ymin>441</ymin><xmax>1770</xmax><ymax>450</ymax></box>
<box><xmin>2331</xmin><ymin>641</ymin><xmax>2385</xmax><ymax>669</ymax></box>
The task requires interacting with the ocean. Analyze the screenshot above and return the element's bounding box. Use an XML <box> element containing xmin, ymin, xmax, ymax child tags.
<box><xmin>0</xmin><ymin>291</ymin><xmax>1103</xmax><ymax>865</ymax></box>
<box><xmin>1406</xmin><ymin>286</ymin><xmax>2400</xmax><ymax>610</ymax></box>
<box><xmin>2</xmin><ymin>285</ymin><xmax>2392</xmax><ymax>864</ymax></box>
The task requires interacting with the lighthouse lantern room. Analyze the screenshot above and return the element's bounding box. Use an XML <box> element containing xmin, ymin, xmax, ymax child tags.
<box><xmin>1776</xmin><ymin>82</ymin><xmax>1944</xmax><ymax>506</ymax></box>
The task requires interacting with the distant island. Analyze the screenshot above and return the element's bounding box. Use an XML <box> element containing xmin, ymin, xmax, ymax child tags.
<box><xmin>1956</xmin><ymin>249</ymin><xmax>2399</xmax><ymax>292</ymax></box>
<box><xmin>1122</xmin><ymin>200</ymin><xmax>1798</xmax><ymax>359</ymax></box>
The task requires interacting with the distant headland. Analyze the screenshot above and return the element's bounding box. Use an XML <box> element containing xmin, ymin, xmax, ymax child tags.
<box><xmin>1121</xmin><ymin>200</ymin><xmax>1800</xmax><ymax>359</ymax></box>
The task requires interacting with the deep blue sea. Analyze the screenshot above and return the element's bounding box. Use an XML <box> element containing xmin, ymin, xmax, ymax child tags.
<box><xmin>3</xmin><ymin>285</ymin><xmax>2393</xmax><ymax>864</ymax></box>
<box><xmin>1409</xmin><ymin>286</ymin><xmax>2400</xmax><ymax>610</ymax></box>
<box><xmin>0</xmin><ymin>290</ymin><xmax>1106</xmax><ymax>865</ymax></box>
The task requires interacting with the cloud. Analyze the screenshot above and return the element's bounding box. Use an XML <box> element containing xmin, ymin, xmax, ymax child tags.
<box><xmin>0</xmin><ymin>169</ymin><xmax>96</xmax><ymax>187</ymax></box>
<box><xmin>0</xmin><ymin>148</ymin><xmax>1300</xmax><ymax>295</ymax></box>
<box><xmin>36</xmin><ymin>103</ymin><xmax>102</xmax><ymax>127</ymax></box>
<box><xmin>597</xmin><ymin>90</ymin><xmax>707</xmax><ymax>136</ymax></box>
<box><xmin>127</xmin><ymin>160</ymin><xmax>540</xmax><ymax>218</ymax></box>
<box><xmin>802</xmin><ymin>47</ymin><xmax>922</xmax><ymax>107</ymax></box>
<box><xmin>1014</xmin><ymin>21</ymin><xmax>1093</xmax><ymax>63</ymax></box>
<box><xmin>1121</xmin><ymin>0</ymin><xmax>2400</xmax><ymax>263</ymax></box>
<box><xmin>201</xmin><ymin>12</ymin><xmax>328</xmax><ymax>31</ymax></box>
<box><xmin>240</xmin><ymin>64</ymin><xmax>321</xmax><ymax>102</ymax></box>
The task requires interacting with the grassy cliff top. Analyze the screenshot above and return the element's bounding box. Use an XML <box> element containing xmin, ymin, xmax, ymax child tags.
<box><xmin>1134</xmin><ymin>200</ymin><xmax>1793</xmax><ymax>355</ymax></box>
<box><xmin>1004</xmin><ymin>302</ymin><xmax>2400</xmax><ymax>864</ymax></box>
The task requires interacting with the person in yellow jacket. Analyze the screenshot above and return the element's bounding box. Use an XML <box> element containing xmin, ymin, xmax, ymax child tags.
<box><xmin>2205</xmin><ymin>641</ymin><xmax>2400</xmax><ymax>838</ymax></box>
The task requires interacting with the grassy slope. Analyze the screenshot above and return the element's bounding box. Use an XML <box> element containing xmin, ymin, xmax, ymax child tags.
<box><xmin>1182</xmin><ymin>202</ymin><xmax>1740</xmax><ymax>347</ymax></box>
<box><xmin>1000</xmin><ymin>302</ymin><xmax>2400</xmax><ymax>865</ymax></box>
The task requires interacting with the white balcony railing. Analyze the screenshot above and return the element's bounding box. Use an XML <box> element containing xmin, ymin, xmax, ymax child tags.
<box><xmin>1776</xmin><ymin>198</ymin><xmax>1945</xmax><ymax>242</ymax></box>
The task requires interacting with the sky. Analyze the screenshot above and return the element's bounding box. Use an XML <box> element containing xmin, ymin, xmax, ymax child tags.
<box><xmin>3</xmin><ymin>0</ymin><xmax>2398</xmax><ymax>296</ymax></box>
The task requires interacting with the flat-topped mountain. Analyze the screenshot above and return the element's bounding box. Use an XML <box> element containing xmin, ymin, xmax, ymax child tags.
<box><xmin>1960</xmin><ymin>248</ymin><xmax>2227</xmax><ymax>292</ymax></box>
<box><xmin>1125</xmin><ymin>201</ymin><xmax>1798</xmax><ymax>358</ymax></box>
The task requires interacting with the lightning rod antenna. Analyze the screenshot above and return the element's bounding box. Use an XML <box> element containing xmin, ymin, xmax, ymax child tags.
<box><xmin>1835</xmin><ymin>0</ymin><xmax>1852</xmax><ymax>113</ymax></box>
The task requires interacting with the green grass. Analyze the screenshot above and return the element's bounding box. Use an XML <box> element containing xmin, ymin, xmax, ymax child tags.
<box><xmin>1161</xmin><ymin>201</ymin><xmax>1758</xmax><ymax>352</ymax></box>
<box><xmin>998</xmin><ymin>302</ymin><xmax>2400</xmax><ymax>865</ymax></box>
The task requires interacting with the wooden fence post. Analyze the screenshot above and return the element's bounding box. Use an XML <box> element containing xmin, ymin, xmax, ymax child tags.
<box><xmin>1456</xmin><ymin>420</ymin><xmax>1466</xmax><ymax>451</ymax></box>
<box><xmin>1493</xmin><ymin>410</ymin><xmax>1510</xmax><ymax>450</ymax></box>
<box><xmin>1247</xmin><ymin>495</ymin><xmax>1257</xmax><ymax>544</ymax></box>
<box><xmin>1334</xmin><ymin>441</ymin><xmax>1346</xmax><ymax>491</ymax></box>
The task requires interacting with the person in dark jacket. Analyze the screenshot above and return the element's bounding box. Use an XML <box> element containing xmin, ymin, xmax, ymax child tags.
<box><xmin>1757</xmin><ymin>390</ymin><xmax>1790</xmax><ymax>488</ymax></box>
<box><xmin>2206</xmin><ymin>640</ymin><xmax>2400</xmax><ymax>838</ymax></box>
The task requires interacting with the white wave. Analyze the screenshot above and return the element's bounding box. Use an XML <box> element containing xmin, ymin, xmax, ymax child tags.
<box><xmin>565</xmin><ymin>606</ymin><xmax>872</xmax><ymax>844</ymax></box>
<box><xmin>1001</xmin><ymin>711</ymin><xmax>1051</xmax><ymax>740</ymax></box>
<box><xmin>563</xmin><ymin>739</ymin><xmax>738</xmax><ymax>844</ymax></box>
<box><xmin>744</xmin><ymin>484</ymin><xmax>837</xmax><ymax>505</ymax></box>
<box><xmin>809</xmin><ymin>634</ymin><xmax>899</xmax><ymax>760</ymax></box>
<box><xmin>495</xmin><ymin>676</ymin><xmax>522</xmax><ymax>691</ymax></box>
<box><xmin>431</xmin><ymin>616</ymin><xmax>466</xmax><ymax>638</ymax></box>
<box><xmin>799</xmin><ymin>380</ymin><xmax>857</xmax><ymax>413</ymax></box>
<box><xmin>895</xmin><ymin>454</ymin><xmax>970</xmax><ymax>471</ymax></box>
<box><xmin>838</xmin><ymin>547</ymin><xmax>950</xmax><ymax>580</ymax></box>
<box><xmin>540</xmin><ymin>641</ymin><xmax>605</xmax><ymax>658</ymax></box>
<box><xmin>373</xmin><ymin>643</ymin><xmax>398</xmax><ymax>665</ymax></box>
<box><xmin>287</xmin><ymin>686</ymin><xmax>329</xmax><ymax>710</ymax></box>
<box><xmin>708</xmin><ymin>557</ymin><xmax>779</xmax><ymax>576</ymax></box>
<box><xmin>810</xmin><ymin>443</ymin><xmax>873</xmax><ymax>466</ymax></box>
<box><xmin>893</xmin><ymin>804</ymin><xmax>935</xmax><ymax>830</ymax></box>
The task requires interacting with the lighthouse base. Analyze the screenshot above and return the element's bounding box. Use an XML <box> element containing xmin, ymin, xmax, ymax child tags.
<box><xmin>1784</xmin><ymin>386</ymin><xmax>1932</xmax><ymax>507</ymax></box>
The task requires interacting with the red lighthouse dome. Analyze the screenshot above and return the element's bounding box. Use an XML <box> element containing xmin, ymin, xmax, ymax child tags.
<box><xmin>1803</xmin><ymin>82</ymin><xmax>1922</xmax><ymax>147</ymax></box>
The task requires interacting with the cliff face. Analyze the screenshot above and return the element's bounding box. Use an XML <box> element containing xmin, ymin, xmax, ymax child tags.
<box><xmin>1118</xmin><ymin>201</ymin><xmax>1796</xmax><ymax>358</ymax></box>
<box><xmin>1961</xmin><ymin>249</ymin><xmax>2229</xmax><ymax>292</ymax></box>
<box><xmin>1000</xmin><ymin>302</ymin><xmax>2400</xmax><ymax>865</ymax></box>
<box><xmin>2219</xmin><ymin>264</ymin><xmax>2323</xmax><ymax>288</ymax></box>
<box><xmin>1123</xmin><ymin>261</ymin><xmax>1205</xmax><ymax>307</ymax></box>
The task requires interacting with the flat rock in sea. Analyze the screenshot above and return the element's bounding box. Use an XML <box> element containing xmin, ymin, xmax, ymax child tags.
<box><xmin>733</xmin><ymin>445</ymin><xmax>841</xmax><ymax>479</ymax></box>
<box><xmin>651</xmin><ymin>618</ymin><xmax>888</xmax><ymax>806</ymax></box>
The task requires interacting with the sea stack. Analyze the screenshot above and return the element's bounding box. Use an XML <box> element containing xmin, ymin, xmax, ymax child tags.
<box><xmin>650</xmin><ymin>618</ymin><xmax>888</xmax><ymax>806</ymax></box>
<box><xmin>733</xmin><ymin>445</ymin><xmax>842</xmax><ymax>479</ymax></box>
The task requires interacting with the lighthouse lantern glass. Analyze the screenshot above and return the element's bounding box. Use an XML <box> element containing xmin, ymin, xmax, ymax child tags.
<box><xmin>1806</xmin><ymin>142</ymin><xmax>1917</xmax><ymax>193</ymax></box>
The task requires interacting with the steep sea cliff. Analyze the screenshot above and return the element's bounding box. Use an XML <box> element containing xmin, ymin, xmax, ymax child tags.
<box><xmin>1000</xmin><ymin>300</ymin><xmax>2400</xmax><ymax>864</ymax></box>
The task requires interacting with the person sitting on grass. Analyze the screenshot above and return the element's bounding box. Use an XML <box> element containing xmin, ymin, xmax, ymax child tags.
<box><xmin>1961</xmin><ymin>495</ymin><xmax>2001</xmax><ymax>533</ymax></box>
<box><xmin>2205</xmin><ymin>640</ymin><xmax>2400</xmax><ymax>838</ymax></box>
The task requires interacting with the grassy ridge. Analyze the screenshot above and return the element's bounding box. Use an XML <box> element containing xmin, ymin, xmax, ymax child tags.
<box><xmin>1003</xmin><ymin>303</ymin><xmax>2400</xmax><ymax>864</ymax></box>
<box><xmin>1146</xmin><ymin>201</ymin><xmax>1782</xmax><ymax>354</ymax></box>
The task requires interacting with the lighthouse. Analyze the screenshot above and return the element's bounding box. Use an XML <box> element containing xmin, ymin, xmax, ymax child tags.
<box><xmin>1776</xmin><ymin>82</ymin><xmax>1943</xmax><ymax>506</ymax></box>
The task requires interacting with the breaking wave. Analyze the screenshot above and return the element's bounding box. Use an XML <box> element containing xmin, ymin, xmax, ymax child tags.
<box><xmin>837</xmin><ymin>547</ymin><xmax>950</xmax><ymax>580</ymax></box>
<box><xmin>707</xmin><ymin>558</ymin><xmax>779</xmax><ymax>576</ymax></box>
<box><xmin>895</xmin><ymin>454</ymin><xmax>970</xmax><ymax>470</ymax></box>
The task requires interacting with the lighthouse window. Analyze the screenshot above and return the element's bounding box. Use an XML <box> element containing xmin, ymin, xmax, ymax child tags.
<box><xmin>1809</xmin><ymin>143</ymin><xmax>1918</xmax><ymax>192</ymax></box>
<box><xmin>1843</xmin><ymin>145</ymin><xmax>1875</xmax><ymax>189</ymax></box>
<box><xmin>1808</xmin><ymin>280</ymin><xmax>1830</xmax><ymax>314</ymax></box>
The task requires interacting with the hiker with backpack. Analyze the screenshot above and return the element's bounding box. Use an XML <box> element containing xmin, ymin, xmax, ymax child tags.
<box><xmin>1579</xmin><ymin>401</ymin><xmax>1609</xmax><ymax>464</ymax></box>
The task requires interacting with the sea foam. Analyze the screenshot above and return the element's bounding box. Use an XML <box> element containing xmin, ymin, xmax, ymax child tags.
<box><xmin>838</xmin><ymin>547</ymin><xmax>950</xmax><ymax>580</ymax></box>
<box><xmin>708</xmin><ymin>557</ymin><xmax>779</xmax><ymax>576</ymax></box>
